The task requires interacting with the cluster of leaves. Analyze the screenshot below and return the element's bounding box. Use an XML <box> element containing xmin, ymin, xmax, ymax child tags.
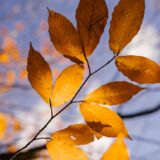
<box><xmin>9</xmin><ymin>0</ymin><xmax>160</xmax><ymax>159</ymax></box>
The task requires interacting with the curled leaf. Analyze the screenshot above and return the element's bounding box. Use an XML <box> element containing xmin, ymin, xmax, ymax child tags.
<box><xmin>47</xmin><ymin>140</ymin><xmax>89</xmax><ymax>160</ymax></box>
<box><xmin>76</xmin><ymin>0</ymin><xmax>108</xmax><ymax>56</ymax></box>
<box><xmin>80</xmin><ymin>102</ymin><xmax>129</xmax><ymax>138</ymax></box>
<box><xmin>116</xmin><ymin>55</ymin><xmax>160</xmax><ymax>84</ymax></box>
<box><xmin>52</xmin><ymin>64</ymin><xmax>84</xmax><ymax>107</ymax></box>
<box><xmin>109</xmin><ymin>0</ymin><xmax>145</xmax><ymax>53</ymax></box>
<box><xmin>27</xmin><ymin>43</ymin><xmax>52</xmax><ymax>103</ymax></box>
<box><xmin>85</xmin><ymin>81</ymin><xmax>143</xmax><ymax>105</ymax></box>
<box><xmin>48</xmin><ymin>9</ymin><xmax>85</xmax><ymax>64</ymax></box>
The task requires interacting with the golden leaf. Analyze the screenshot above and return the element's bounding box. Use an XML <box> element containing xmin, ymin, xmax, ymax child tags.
<box><xmin>47</xmin><ymin>140</ymin><xmax>89</xmax><ymax>160</ymax></box>
<box><xmin>27</xmin><ymin>43</ymin><xmax>52</xmax><ymax>103</ymax></box>
<box><xmin>48</xmin><ymin>9</ymin><xmax>85</xmax><ymax>64</ymax></box>
<box><xmin>76</xmin><ymin>0</ymin><xmax>108</xmax><ymax>56</ymax></box>
<box><xmin>52</xmin><ymin>124</ymin><xmax>95</xmax><ymax>145</ymax></box>
<box><xmin>51</xmin><ymin>64</ymin><xmax>84</xmax><ymax>107</ymax></box>
<box><xmin>109</xmin><ymin>0</ymin><xmax>145</xmax><ymax>53</ymax></box>
<box><xmin>0</xmin><ymin>113</ymin><xmax>7</xmax><ymax>140</ymax></box>
<box><xmin>101</xmin><ymin>136</ymin><xmax>129</xmax><ymax>160</ymax></box>
<box><xmin>116</xmin><ymin>56</ymin><xmax>160</xmax><ymax>84</ymax></box>
<box><xmin>85</xmin><ymin>81</ymin><xmax>143</xmax><ymax>105</ymax></box>
<box><xmin>80</xmin><ymin>102</ymin><xmax>129</xmax><ymax>138</ymax></box>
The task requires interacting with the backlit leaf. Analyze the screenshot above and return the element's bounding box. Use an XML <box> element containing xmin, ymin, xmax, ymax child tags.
<box><xmin>52</xmin><ymin>64</ymin><xmax>84</xmax><ymax>107</ymax></box>
<box><xmin>52</xmin><ymin>124</ymin><xmax>96</xmax><ymax>145</ymax></box>
<box><xmin>48</xmin><ymin>9</ymin><xmax>85</xmax><ymax>64</ymax></box>
<box><xmin>0</xmin><ymin>113</ymin><xmax>7</xmax><ymax>140</ymax></box>
<box><xmin>47</xmin><ymin>140</ymin><xmax>89</xmax><ymax>160</ymax></box>
<box><xmin>27</xmin><ymin>43</ymin><xmax>52</xmax><ymax>103</ymax></box>
<box><xmin>109</xmin><ymin>0</ymin><xmax>145</xmax><ymax>53</ymax></box>
<box><xmin>80</xmin><ymin>102</ymin><xmax>129</xmax><ymax>138</ymax></box>
<box><xmin>101</xmin><ymin>136</ymin><xmax>129</xmax><ymax>160</ymax></box>
<box><xmin>85</xmin><ymin>81</ymin><xmax>143</xmax><ymax>105</ymax></box>
<box><xmin>116</xmin><ymin>55</ymin><xmax>160</xmax><ymax>84</ymax></box>
<box><xmin>76</xmin><ymin>0</ymin><xmax>108</xmax><ymax>56</ymax></box>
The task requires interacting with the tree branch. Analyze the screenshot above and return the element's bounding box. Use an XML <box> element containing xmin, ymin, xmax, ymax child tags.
<box><xmin>9</xmin><ymin>55</ymin><xmax>117</xmax><ymax>160</ymax></box>
<box><xmin>119</xmin><ymin>104</ymin><xmax>160</xmax><ymax>119</ymax></box>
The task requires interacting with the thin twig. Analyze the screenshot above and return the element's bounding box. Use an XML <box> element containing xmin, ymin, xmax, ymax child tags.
<box><xmin>35</xmin><ymin>137</ymin><xmax>53</xmax><ymax>141</ymax></box>
<box><xmin>49</xmin><ymin>99</ymin><xmax>53</xmax><ymax>117</ymax></box>
<box><xmin>9</xmin><ymin>56</ymin><xmax>116</xmax><ymax>160</ymax></box>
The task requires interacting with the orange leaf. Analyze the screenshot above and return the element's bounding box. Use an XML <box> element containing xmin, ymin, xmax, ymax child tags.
<box><xmin>80</xmin><ymin>102</ymin><xmax>129</xmax><ymax>138</ymax></box>
<box><xmin>47</xmin><ymin>140</ymin><xmax>89</xmax><ymax>160</ymax></box>
<box><xmin>85</xmin><ymin>81</ymin><xmax>143</xmax><ymax>105</ymax></box>
<box><xmin>0</xmin><ymin>113</ymin><xmax>7</xmax><ymax>140</ymax></box>
<box><xmin>116</xmin><ymin>55</ymin><xmax>160</xmax><ymax>84</ymax></box>
<box><xmin>48</xmin><ymin>9</ymin><xmax>85</xmax><ymax>64</ymax></box>
<box><xmin>101</xmin><ymin>136</ymin><xmax>129</xmax><ymax>160</ymax></box>
<box><xmin>52</xmin><ymin>124</ymin><xmax>96</xmax><ymax>145</ymax></box>
<box><xmin>76</xmin><ymin>0</ymin><xmax>108</xmax><ymax>56</ymax></box>
<box><xmin>27</xmin><ymin>43</ymin><xmax>52</xmax><ymax>103</ymax></box>
<box><xmin>109</xmin><ymin>0</ymin><xmax>145</xmax><ymax>53</ymax></box>
<box><xmin>51</xmin><ymin>64</ymin><xmax>84</xmax><ymax>107</ymax></box>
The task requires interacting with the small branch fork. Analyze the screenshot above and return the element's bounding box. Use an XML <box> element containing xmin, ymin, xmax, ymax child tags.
<box><xmin>9</xmin><ymin>55</ymin><xmax>117</xmax><ymax>160</ymax></box>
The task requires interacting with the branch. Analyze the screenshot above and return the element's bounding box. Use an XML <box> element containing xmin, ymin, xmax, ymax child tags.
<box><xmin>119</xmin><ymin>104</ymin><xmax>160</xmax><ymax>119</ymax></box>
<box><xmin>9</xmin><ymin>55</ymin><xmax>116</xmax><ymax>160</ymax></box>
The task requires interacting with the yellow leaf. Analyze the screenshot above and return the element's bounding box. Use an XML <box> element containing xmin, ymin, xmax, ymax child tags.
<box><xmin>52</xmin><ymin>64</ymin><xmax>84</xmax><ymax>107</ymax></box>
<box><xmin>0</xmin><ymin>113</ymin><xmax>7</xmax><ymax>140</ymax></box>
<box><xmin>48</xmin><ymin>9</ymin><xmax>85</xmax><ymax>64</ymax></box>
<box><xmin>101</xmin><ymin>136</ymin><xmax>129</xmax><ymax>160</ymax></box>
<box><xmin>80</xmin><ymin>102</ymin><xmax>129</xmax><ymax>138</ymax></box>
<box><xmin>109</xmin><ymin>0</ymin><xmax>145</xmax><ymax>53</ymax></box>
<box><xmin>27</xmin><ymin>43</ymin><xmax>52</xmax><ymax>103</ymax></box>
<box><xmin>76</xmin><ymin>0</ymin><xmax>108</xmax><ymax>56</ymax></box>
<box><xmin>116</xmin><ymin>56</ymin><xmax>160</xmax><ymax>84</ymax></box>
<box><xmin>0</xmin><ymin>53</ymin><xmax>9</xmax><ymax>63</ymax></box>
<box><xmin>47</xmin><ymin>140</ymin><xmax>89</xmax><ymax>160</ymax></box>
<box><xmin>52</xmin><ymin>124</ymin><xmax>95</xmax><ymax>145</ymax></box>
<box><xmin>85</xmin><ymin>81</ymin><xmax>143</xmax><ymax>105</ymax></box>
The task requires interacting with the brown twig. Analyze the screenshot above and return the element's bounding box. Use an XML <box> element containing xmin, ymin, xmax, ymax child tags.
<box><xmin>9</xmin><ymin>55</ymin><xmax>116</xmax><ymax>160</ymax></box>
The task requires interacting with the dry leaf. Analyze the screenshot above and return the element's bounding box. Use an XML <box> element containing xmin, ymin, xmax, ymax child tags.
<box><xmin>52</xmin><ymin>64</ymin><xmax>84</xmax><ymax>107</ymax></box>
<box><xmin>85</xmin><ymin>81</ymin><xmax>143</xmax><ymax>105</ymax></box>
<box><xmin>101</xmin><ymin>135</ymin><xmax>129</xmax><ymax>160</ymax></box>
<box><xmin>27</xmin><ymin>43</ymin><xmax>52</xmax><ymax>103</ymax></box>
<box><xmin>76</xmin><ymin>0</ymin><xmax>108</xmax><ymax>56</ymax></box>
<box><xmin>47</xmin><ymin>140</ymin><xmax>88</xmax><ymax>160</ymax></box>
<box><xmin>80</xmin><ymin>102</ymin><xmax>129</xmax><ymax>138</ymax></box>
<box><xmin>0</xmin><ymin>113</ymin><xmax>7</xmax><ymax>140</ymax></box>
<box><xmin>116</xmin><ymin>55</ymin><xmax>160</xmax><ymax>84</ymax></box>
<box><xmin>109</xmin><ymin>0</ymin><xmax>145</xmax><ymax>53</ymax></box>
<box><xmin>48</xmin><ymin>9</ymin><xmax>85</xmax><ymax>64</ymax></box>
<box><xmin>52</xmin><ymin>124</ymin><xmax>95</xmax><ymax>145</ymax></box>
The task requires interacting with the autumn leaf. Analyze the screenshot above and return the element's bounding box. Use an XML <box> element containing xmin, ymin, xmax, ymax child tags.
<box><xmin>76</xmin><ymin>0</ymin><xmax>108</xmax><ymax>56</ymax></box>
<box><xmin>52</xmin><ymin>64</ymin><xmax>84</xmax><ymax>107</ymax></box>
<box><xmin>84</xmin><ymin>81</ymin><xmax>143</xmax><ymax>105</ymax></box>
<box><xmin>27</xmin><ymin>43</ymin><xmax>52</xmax><ymax>103</ymax></box>
<box><xmin>48</xmin><ymin>9</ymin><xmax>85</xmax><ymax>64</ymax></box>
<box><xmin>116</xmin><ymin>55</ymin><xmax>160</xmax><ymax>84</ymax></box>
<box><xmin>0</xmin><ymin>113</ymin><xmax>7</xmax><ymax>140</ymax></box>
<box><xmin>52</xmin><ymin>124</ymin><xmax>96</xmax><ymax>145</ymax></box>
<box><xmin>101</xmin><ymin>135</ymin><xmax>129</xmax><ymax>160</ymax></box>
<box><xmin>109</xmin><ymin>0</ymin><xmax>145</xmax><ymax>53</ymax></box>
<box><xmin>47</xmin><ymin>140</ymin><xmax>89</xmax><ymax>160</ymax></box>
<box><xmin>80</xmin><ymin>102</ymin><xmax>129</xmax><ymax>138</ymax></box>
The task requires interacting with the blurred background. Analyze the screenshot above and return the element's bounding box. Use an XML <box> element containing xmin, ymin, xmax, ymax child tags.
<box><xmin>0</xmin><ymin>0</ymin><xmax>160</xmax><ymax>159</ymax></box>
